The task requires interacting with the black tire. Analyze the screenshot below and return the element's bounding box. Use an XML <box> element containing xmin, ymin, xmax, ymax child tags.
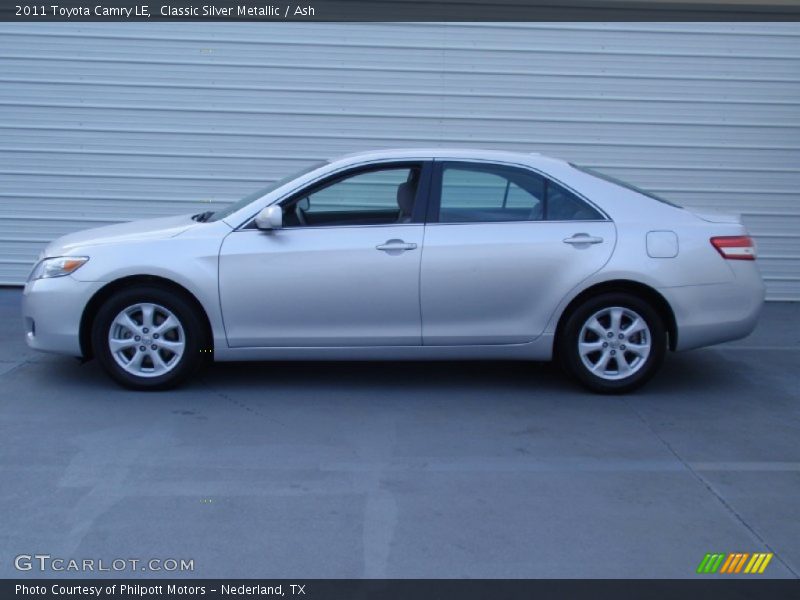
<box><xmin>91</xmin><ymin>285</ymin><xmax>208</xmax><ymax>390</ymax></box>
<box><xmin>558</xmin><ymin>292</ymin><xmax>666</xmax><ymax>394</ymax></box>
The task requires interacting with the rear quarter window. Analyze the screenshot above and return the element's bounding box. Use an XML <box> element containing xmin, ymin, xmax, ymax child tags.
<box><xmin>571</xmin><ymin>164</ymin><xmax>682</xmax><ymax>208</ymax></box>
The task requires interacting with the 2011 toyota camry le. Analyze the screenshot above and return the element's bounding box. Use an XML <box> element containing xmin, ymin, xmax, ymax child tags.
<box><xmin>22</xmin><ymin>149</ymin><xmax>765</xmax><ymax>393</ymax></box>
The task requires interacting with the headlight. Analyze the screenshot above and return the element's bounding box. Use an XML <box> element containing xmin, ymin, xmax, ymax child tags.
<box><xmin>28</xmin><ymin>256</ymin><xmax>89</xmax><ymax>281</ymax></box>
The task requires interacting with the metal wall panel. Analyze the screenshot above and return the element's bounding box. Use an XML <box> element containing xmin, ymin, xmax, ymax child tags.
<box><xmin>0</xmin><ymin>22</ymin><xmax>798</xmax><ymax>298</ymax></box>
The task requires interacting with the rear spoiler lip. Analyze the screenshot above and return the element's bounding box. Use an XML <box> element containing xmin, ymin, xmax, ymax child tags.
<box><xmin>686</xmin><ymin>208</ymin><xmax>743</xmax><ymax>225</ymax></box>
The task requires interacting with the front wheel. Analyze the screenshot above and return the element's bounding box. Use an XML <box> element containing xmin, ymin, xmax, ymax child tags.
<box><xmin>91</xmin><ymin>286</ymin><xmax>207</xmax><ymax>390</ymax></box>
<box><xmin>558</xmin><ymin>293</ymin><xmax>666</xmax><ymax>394</ymax></box>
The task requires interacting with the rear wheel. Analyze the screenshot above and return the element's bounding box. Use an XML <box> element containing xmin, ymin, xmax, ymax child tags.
<box><xmin>558</xmin><ymin>292</ymin><xmax>666</xmax><ymax>394</ymax></box>
<box><xmin>92</xmin><ymin>286</ymin><xmax>207</xmax><ymax>390</ymax></box>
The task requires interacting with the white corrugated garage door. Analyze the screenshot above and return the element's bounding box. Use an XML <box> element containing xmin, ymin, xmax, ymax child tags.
<box><xmin>0</xmin><ymin>22</ymin><xmax>798</xmax><ymax>298</ymax></box>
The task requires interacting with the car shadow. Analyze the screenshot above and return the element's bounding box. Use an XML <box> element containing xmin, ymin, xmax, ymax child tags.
<box><xmin>19</xmin><ymin>347</ymin><xmax>754</xmax><ymax>401</ymax></box>
<box><xmin>198</xmin><ymin>348</ymin><xmax>751</xmax><ymax>397</ymax></box>
<box><xmin>202</xmin><ymin>359</ymin><xmax>562</xmax><ymax>393</ymax></box>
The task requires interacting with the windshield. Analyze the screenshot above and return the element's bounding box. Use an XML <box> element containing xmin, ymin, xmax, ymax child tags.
<box><xmin>571</xmin><ymin>163</ymin><xmax>681</xmax><ymax>208</ymax></box>
<box><xmin>208</xmin><ymin>161</ymin><xmax>328</xmax><ymax>222</ymax></box>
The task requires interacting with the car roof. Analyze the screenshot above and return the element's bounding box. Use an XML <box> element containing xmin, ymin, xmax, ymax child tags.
<box><xmin>333</xmin><ymin>147</ymin><xmax>568</xmax><ymax>169</ymax></box>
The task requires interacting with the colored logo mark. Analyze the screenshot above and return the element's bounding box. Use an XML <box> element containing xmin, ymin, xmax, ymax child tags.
<box><xmin>697</xmin><ymin>552</ymin><xmax>773</xmax><ymax>574</ymax></box>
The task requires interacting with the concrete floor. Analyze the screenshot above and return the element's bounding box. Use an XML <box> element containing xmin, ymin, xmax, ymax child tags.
<box><xmin>0</xmin><ymin>288</ymin><xmax>798</xmax><ymax>579</ymax></box>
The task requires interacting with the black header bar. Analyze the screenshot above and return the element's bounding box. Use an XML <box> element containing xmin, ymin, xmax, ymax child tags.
<box><xmin>3</xmin><ymin>0</ymin><xmax>800</xmax><ymax>21</ymax></box>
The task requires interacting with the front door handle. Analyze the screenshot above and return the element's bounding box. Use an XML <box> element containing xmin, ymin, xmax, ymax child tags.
<box><xmin>563</xmin><ymin>234</ymin><xmax>604</xmax><ymax>245</ymax></box>
<box><xmin>376</xmin><ymin>239</ymin><xmax>418</xmax><ymax>252</ymax></box>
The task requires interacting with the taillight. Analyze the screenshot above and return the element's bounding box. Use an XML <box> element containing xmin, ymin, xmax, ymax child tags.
<box><xmin>710</xmin><ymin>235</ymin><xmax>756</xmax><ymax>260</ymax></box>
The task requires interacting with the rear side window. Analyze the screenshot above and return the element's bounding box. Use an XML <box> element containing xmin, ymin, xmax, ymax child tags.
<box><xmin>437</xmin><ymin>162</ymin><xmax>604</xmax><ymax>223</ymax></box>
<box><xmin>440</xmin><ymin>167</ymin><xmax>545</xmax><ymax>222</ymax></box>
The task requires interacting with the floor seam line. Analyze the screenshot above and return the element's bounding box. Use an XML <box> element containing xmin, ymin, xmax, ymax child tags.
<box><xmin>621</xmin><ymin>396</ymin><xmax>800</xmax><ymax>579</ymax></box>
<box><xmin>198</xmin><ymin>376</ymin><xmax>285</xmax><ymax>426</ymax></box>
<box><xmin>0</xmin><ymin>359</ymin><xmax>33</xmax><ymax>377</ymax></box>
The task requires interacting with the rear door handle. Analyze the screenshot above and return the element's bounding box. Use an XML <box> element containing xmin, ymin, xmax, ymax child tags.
<box><xmin>563</xmin><ymin>234</ymin><xmax>604</xmax><ymax>245</ymax></box>
<box><xmin>376</xmin><ymin>239</ymin><xmax>417</xmax><ymax>252</ymax></box>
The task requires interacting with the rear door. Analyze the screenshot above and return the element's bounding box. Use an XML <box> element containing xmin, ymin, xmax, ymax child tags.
<box><xmin>420</xmin><ymin>160</ymin><xmax>616</xmax><ymax>345</ymax></box>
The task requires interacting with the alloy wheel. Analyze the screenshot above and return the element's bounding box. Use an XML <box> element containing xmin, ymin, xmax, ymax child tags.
<box><xmin>108</xmin><ymin>303</ymin><xmax>186</xmax><ymax>378</ymax></box>
<box><xmin>577</xmin><ymin>306</ymin><xmax>652</xmax><ymax>381</ymax></box>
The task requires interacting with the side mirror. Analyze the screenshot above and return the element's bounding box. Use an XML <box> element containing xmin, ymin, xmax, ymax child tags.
<box><xmin>254</xmin><ymin>205</ymin><xmax>283</xmax><ymax>231</ymax></box>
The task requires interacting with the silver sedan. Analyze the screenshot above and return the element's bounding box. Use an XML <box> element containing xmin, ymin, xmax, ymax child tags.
<box><xmin>22</xmin><ymin>149</ymin><xmax>765</xmax><ymax>393</ymax></box>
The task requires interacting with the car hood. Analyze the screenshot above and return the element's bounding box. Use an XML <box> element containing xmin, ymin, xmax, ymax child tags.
<box><xmin>45</xmin><ymin>214</ymin><xmax>198</xmax><ymax>256</ymax></box>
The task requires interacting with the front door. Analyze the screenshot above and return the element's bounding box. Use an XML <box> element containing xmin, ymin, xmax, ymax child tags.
<box><xmin>219</xmin><ymin>163</ymin><xmax>429</xmax><ymax>347</ymax></box>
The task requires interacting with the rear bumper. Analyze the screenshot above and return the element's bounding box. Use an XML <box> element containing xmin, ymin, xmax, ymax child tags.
<box><xmin>661</xmin><ymin>263</ymin><xmax>766</xmax><ymax>351</ymax></box>
<box><xmin>22</xmin><ymin>276</ymin><xmax>103</xmax><ymax>357</ymax></box>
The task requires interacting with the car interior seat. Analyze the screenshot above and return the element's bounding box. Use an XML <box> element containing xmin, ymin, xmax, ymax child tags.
<box><xmin>396</xmin><ymin>170</ymin><xmax>420</xmax><ymax>223</ymax></box>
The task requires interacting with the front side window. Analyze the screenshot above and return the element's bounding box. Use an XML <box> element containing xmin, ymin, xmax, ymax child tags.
<box><xmin>283</xmin><ymin>165</ymin><xmax>421</xmax><ymax>227</ymax></box>
<box><xmin>437</xmin><ymin>162</ymin><xmax>603</xmax><ymax>223</ymax></box>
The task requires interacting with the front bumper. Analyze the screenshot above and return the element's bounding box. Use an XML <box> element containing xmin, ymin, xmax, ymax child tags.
<box><xmin>22</xmin><ymin>276</ymin><xmax>104</xmax><ymax>357</ymax></box>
